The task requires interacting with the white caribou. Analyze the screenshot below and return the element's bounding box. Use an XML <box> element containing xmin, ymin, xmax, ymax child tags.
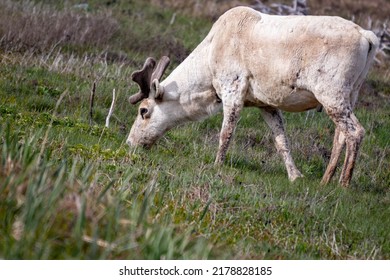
<box><xmin>126</xmin><ymin>6</ymin><xmax>379</xmax><ymax>186</ymax></box>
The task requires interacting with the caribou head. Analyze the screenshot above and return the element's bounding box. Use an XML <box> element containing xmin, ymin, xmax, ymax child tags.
<box><xmin>126</xmin><ymin>56</ymin><xmax>172</xmax><ymax>148</ymax></box>
<box><xmin>127</xmin><ymin>54</ymin><xmax>222</xmax><ymax>149</ymax></box>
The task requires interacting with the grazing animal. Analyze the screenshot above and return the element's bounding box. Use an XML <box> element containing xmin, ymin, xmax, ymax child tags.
<box><xmin>126</xmin><ymin>6</ymin><xmax>378</xmax><ymax>186</ymax></box>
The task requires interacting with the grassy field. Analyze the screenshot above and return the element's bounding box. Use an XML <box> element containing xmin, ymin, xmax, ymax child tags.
<box><xmin>0</xmin><ymin>0</ymin><xmax>389</xmax><ymax>259</ymax></box>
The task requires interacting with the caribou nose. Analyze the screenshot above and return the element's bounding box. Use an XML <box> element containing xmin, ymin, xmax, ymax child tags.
<box><xmin>127</xmin><ymin>137</ymin><xmax>141</xmax><ymax>148</ymax></box>
<box><xmin>126</xmin><ymin>137</ymin><xmax>133</xmax><ymax>147</ymax></box>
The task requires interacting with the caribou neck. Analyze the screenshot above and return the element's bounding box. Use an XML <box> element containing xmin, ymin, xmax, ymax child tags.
<box><xmin>160</xmin><ymin>44</ymin><xmax>220</xmax><ymax>122</ymax></box>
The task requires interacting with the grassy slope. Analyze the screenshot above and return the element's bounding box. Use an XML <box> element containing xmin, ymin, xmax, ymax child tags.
<box><xmin>0</xmin><ymin>0</ymin><xmax>389</xmax><ymax>259</ymax></box>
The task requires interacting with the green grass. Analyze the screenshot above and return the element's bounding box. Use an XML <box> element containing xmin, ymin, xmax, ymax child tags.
<box><xmin>0</xmin><ymin>0</ymin><xmax>389</xmax><ymax>259</ymax></box>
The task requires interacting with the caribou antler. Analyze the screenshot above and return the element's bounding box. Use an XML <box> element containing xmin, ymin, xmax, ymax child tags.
<box><xmin>129</xmin><ymin>56</ymin><xmax>170</xmax><ymax>104</ymax></box>
<box><xmin>129</xmin><ymin>57</ymin><xmax>156</xmax><ymax>104</ymax></box>
<box><xmin>151</xmin><ymin>56</ymin><xmax>170</xmax><ymax>82</ymax></box>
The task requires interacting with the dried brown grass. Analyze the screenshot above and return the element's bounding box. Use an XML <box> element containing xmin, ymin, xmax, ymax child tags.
<box><xmin>149</xmin><ymin>0</ymin><xmax>390</xmax><ymax>22</ymax></box>
<box><xmin>309</xmin><ymin>0</ymin><xmax>390</xmax><ymax>21</ymax></box>
<box><xmin>0</xmin><ymin>0</ymin><xmax>119</xmax><ymax>53</ymax></box>
<box><xmin>150</xmin><ymin>0</ymin><xmax>244</xmax><ymax>19</ymax></box>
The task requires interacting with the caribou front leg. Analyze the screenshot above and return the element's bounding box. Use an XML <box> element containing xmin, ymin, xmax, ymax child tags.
<box><xmin>214</xmin><ymin>75</ymin><xmax>247</xmax><ymax>165</ymax></box>
<box><xmin>260</xmin><ymin>107</ymin><xmax>303</xmax><ymax>181</ymax></box>
<box><xmin>215</xmin><ymin>102</ymin><xmax>243</xmax><ymax>164</ymax></box>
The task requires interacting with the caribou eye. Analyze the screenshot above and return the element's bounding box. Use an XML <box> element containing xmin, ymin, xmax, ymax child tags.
<box><xmin>140</xmin><ymin>108</ymin><xmax>148</xmax><ymax>119</ymax></box>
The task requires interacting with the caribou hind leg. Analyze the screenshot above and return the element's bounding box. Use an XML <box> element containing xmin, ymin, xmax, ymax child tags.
<box><xmin>338</xmin><ymin>112</ymin><xmax>365</xmax><ymax>186</ymax></box>
<box><xmin>321</xmin><ymin>78</ymin><xmax>365</xmax><ymax>185</ymax></box>
<box><xmin>323</xmin><ymin>105</ymin><xmax>365</xmax><ymax>187</ymax></box>
<box><xmin>321</xmin><ymin>127</ymin><xmax>346</xmax><ymax>185</ymax></box>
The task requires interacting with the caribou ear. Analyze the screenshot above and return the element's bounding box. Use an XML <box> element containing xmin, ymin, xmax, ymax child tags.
<box><xmin>150</xmin><ymin>79</ymin><xmax>164</xmax><ymax>100</ymax></box>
